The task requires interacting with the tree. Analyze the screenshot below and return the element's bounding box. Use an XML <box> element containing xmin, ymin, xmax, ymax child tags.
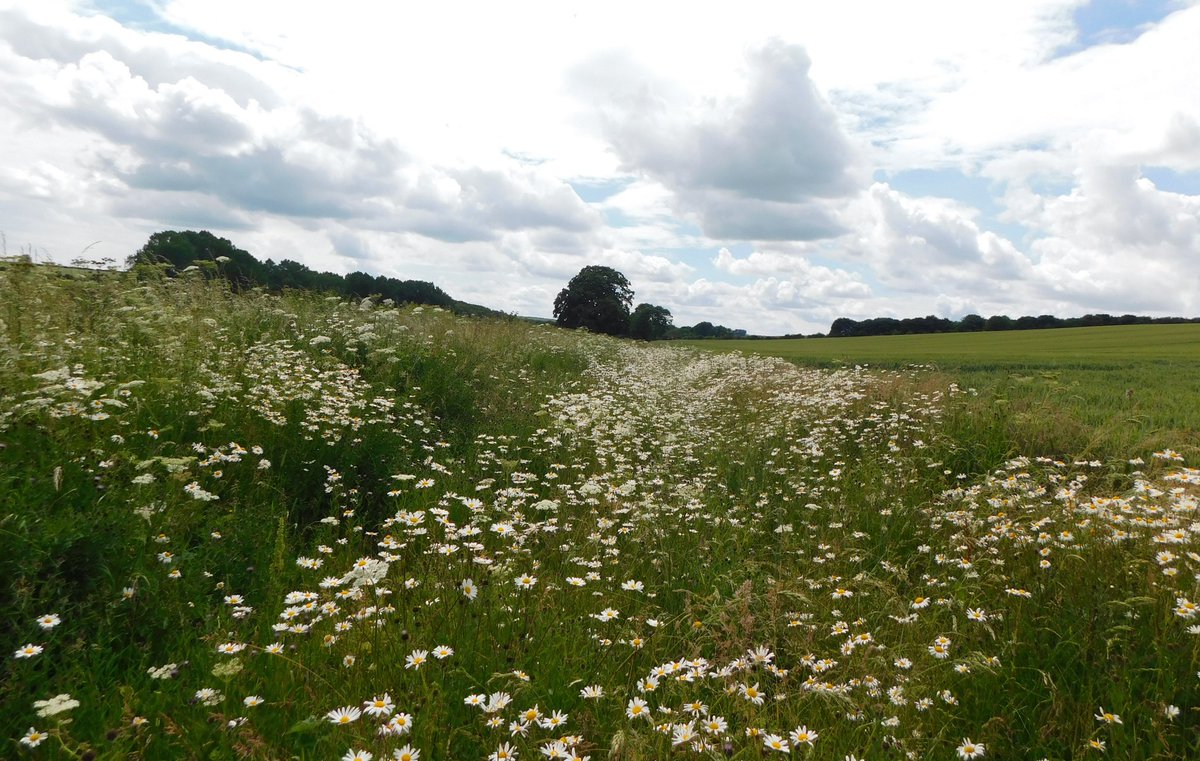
<box><xmin>553</xmin><ymin>266</ymin><xmax>634</xmax><ymax>336</ymax></box>
<box><xmin>628</xmin><ymin>303</ymin><xmax>674</xmax><ymax>340</ymax></box>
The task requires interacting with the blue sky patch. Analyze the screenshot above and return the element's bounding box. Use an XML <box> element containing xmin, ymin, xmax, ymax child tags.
<box><xmin>85</xmin><ymin>0</ymin><xmax>268</xmax><ymax>60</ymax></box>
<box><xmin>1143</xmin><ymin>166</ymin><xmax>1200</xmax><ymax>195</ymax></box>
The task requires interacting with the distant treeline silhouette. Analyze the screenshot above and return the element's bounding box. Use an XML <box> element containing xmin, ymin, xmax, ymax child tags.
<box><xmin>824</xmin><ymin>312</ymin><xmax>1199</xmax><ymax>338</ymax></box>
<box><xmin>129</xmin><ymin>230</ymin><xmax>497</xmax><ymax>316</ymax></box>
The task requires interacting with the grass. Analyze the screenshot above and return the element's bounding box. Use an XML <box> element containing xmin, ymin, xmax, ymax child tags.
<box><xmin>682</xmin><ymin>326</ymin><xmax>1200</xmax><ymax>464</ymax></box>
<box><xmin>2</xmin><ymin>260</ymin><xmax>1198</xmax><ymax>760</ymax></box>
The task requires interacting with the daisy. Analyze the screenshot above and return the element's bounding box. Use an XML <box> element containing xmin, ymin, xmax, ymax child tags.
<box><xmin>21</xmin><ymin>727</ymin><xmax>47</xmax><ymax>748</ymax></box>
<box><xmin>762</xmin><ymin>733</ymin><xmax>790</xmax><ymax>753</ymax></box>
<box><xmin>741</xmin><ymin>683</ymin><xmax>765</xmax><ymax>705</ymax></box>
<box><xmin>36</xmin><ymin>614</ymin><xmax>61</xmax><ymax>630</ymax></box>
<box><xmin>579</xmin><ymin>685</ymin><xmax>603</xmax><ymax>699</ymax></box>
<box><xmin>243</xmin><ymin>695</ymin><xmax>264</xmax><ymax>707</ymax></box>
<box><xmin>789</xmin><ymin>725</ymin><xmax>818</xmax><ymax>745</ymax></box>
<box><xmin>956</xmin><ymin>738</ymin><xmax>985</xmax><ymax>759</ymax></box>
<box><xmin>389</xmin><ymin>712</ymin><xmax>413</xmax><ymax>735</ymax></box>
<box><xmin>433</xmin><ymin>645</ymin><xmax>454</xmax><ymax>659</ymax></box>
<box><xmin>393</xmin><ymin>745</ymin><xmax>420</xmax><ymax>761</ymax></box>
<box><xmin>515</xmin><ymin>574</ymin><xmax>537</xmax><ymax>589</ymax></box>
<box><xmin>489</xmin><ymin>742</ymin><xmax>519</xmax><ymax>761</ymax></box>
<box><xmin>405</xmin><ymin>649</ymin><xmax>428</xmax><ymax>670</ymax></box>
<box><xmin>14</xmin><ymin>643</ymin><xmax>43</xmax><ymax>659</ymax></box>
<box><xmin>626</xmin><ymin>697</ymin><xmax>649</xmax><ymax>720</ymax></box>
<box><xmin>1094</xmin><ymin>707</ymin><xmax>1122</xmax><ymax>724</ymax></box>
<box><xmin>342</xmin><ymin>750</ymin><xmax>373</xmax><ymax>761</ymax></box>
<box><xmin>461</xmin><ymin>579</ymin><xmax>479</xmax><ymax>600</ymax></box>
<box><xmin>364</xmin><ymin>693</ymin><xmax>395</xmax><ymax>717</ymax></box>
<box><xmin>326</xmin><ymin>706</ymin><xmax>362</xmax><ymax>725</ymax></box>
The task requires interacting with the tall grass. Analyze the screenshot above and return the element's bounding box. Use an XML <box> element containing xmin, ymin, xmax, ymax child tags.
<box><xmin>2</xmin><ymin>261</ymin><xmax>1197</xmax><ymax>759</ymax></box>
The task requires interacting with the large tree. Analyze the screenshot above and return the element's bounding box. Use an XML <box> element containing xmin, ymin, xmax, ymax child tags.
<box><xmin>553</xmin><ymin>266</ymin><xmax>634</xmax><ymax>336</ymax></box>
<box><xmin>628</xmin><ymin>303</ymin><xmax>673</xmax><ymax>340</ymax></box>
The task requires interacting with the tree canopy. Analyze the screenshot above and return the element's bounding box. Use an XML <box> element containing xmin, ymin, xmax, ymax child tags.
<box><xmin>628</xmin><ymin>303</ymin><xmax>674</xmax><ymax>340</ymax></box>
<box><xmin>128</xmin><ymin>229</ymin><xmax>471</xmax><ymax>311</ymax></box>
<box><xmin>553</xmin><ymin>265</ymin><xmax>634</xmax><ymax>336</ymax></box>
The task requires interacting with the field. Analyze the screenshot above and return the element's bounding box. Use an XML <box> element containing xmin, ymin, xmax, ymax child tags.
<box><xmin>2</xmin><ymin>261</ymin><xmax>1199</xmax><ymax>759</ymax></box>
<box><xmin>683</xmin><ymin>326</ymin><xmax>1200</xmax><ymax>463</ymax></box>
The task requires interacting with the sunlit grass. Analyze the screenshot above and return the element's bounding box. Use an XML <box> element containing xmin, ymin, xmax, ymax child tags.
<box><xmin>2</xmin><ymin>259</ymin><xmax>1197</xmax><ymax>759</ymax></box>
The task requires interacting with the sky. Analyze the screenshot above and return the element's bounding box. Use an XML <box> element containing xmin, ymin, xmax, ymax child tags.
<box><xmin>2</xmin><ymin>0</ymin><xmax>1199</xmax><ymax>334</ymax></box>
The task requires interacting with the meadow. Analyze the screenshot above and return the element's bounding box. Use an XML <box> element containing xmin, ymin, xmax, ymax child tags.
<box><xmin>2</xmin><ymin>260</ymin><xmax>1198</xmax><ymax>760</ymax></box>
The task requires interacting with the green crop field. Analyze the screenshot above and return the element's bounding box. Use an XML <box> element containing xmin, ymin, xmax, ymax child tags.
<box><xmin>679</xmin><ymin>323</ymin><xmax>1200</xmax><ymax>367</ymax></box>
<box><xmin>682</xmin><ymin>326</ymin><xmax>1200</xmax><ymax>464</ymax></box>
<box><xmin>2</xmin><ymin>262</ymin><xmax>1199</xmax><ymax>760</ymax></box>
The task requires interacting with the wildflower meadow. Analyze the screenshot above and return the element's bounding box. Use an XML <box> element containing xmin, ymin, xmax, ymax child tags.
<box><xmin>2</xmin><ymin>260</ymin><xmax>1197</xmax><ymax>759</ymax></box>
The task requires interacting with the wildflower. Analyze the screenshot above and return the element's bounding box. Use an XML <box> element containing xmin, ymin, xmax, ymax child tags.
<box><xmin>485</xmin><ymin>692</ymin><xmax>513</xmax><ymax>713</ymax></box>
<box><xmin>789</xmin><ymin>725</ymin><xmax>818</xmax><ymax>746</ymax></box>
<box><xmin>1094</xmin><ymin>707</ymin><xmax>1122</xmax><ymax>724</ymax></box>
<box><xmin>515</xmin><ymin>574</ymin><xmax>538</xmax><ymax>589</ymax></box>
<box><xmin>489</xmin><ymin>742</ymin><xmax>519</xmax><ymax>761</ymax></box>
<box><xmin>364</xmin><ymin>693</ymin><xmax>395</xmax><ymax>717</ymax></box>
<box><xmin>34</xmin><ymin>693</ymin><xmax>79</xmax><ymax>717</ymax></box>
<box><xmin>35</xmin><ymin>613</ymin><xmax>61</xmax><ymax>630</ymax></box>
<box><xmin>20</xmin><ymin>727</ymin><xmax>47</xmax><ymax>748</ymax></box>
<box><xmin>1174</xmin><ymin>598</ymin><xmax>1198</xmax><ymax>618</ymax></box>
<box><xmin>672</xmin><ymin>722</ymin><xmax>698</xmax><ymax>745</ymax></box>
<box><xmin>264</xmin><ymin>642</ymin><xmax>285</xmax><ymax>655</ymax></box>
<box><xmin>626</xmin><ymin>697</ymin><xmax>649</xmax><ymax>720</ymax></box>
<box><xmin>704</xmin><ymin>715</ymin><xmax>728</xmax><ymax>734</ymax></box>
<box><xmin>461</xmin><ymin>578</ymin><xmax>479</xmax><ymax>600</ymax></box>
<box><xmin>342</xmin><ymin>750</ymin><xmax>373</xmax><ymax>761</ymax></box>
<box><xmin>1165</xmin><ymin>704</ymin><xmax>1180</xmax><ymax>720</ymax></box>
<box><xmin>580</xmin><ymin>685</ymin><xmax>603</xmax><ymax>699</ymax></box>
<box><xmin>394</xmin><ymin>745</ymin><xmax>420</xmax><ymax>761</ymax></box>
<box><xmin>957</xmin><ymin>738</ymin><xmax>985</xmax><ymax>758</ymax></box>
<box><xmin>243</xmin><ymin>695</ymin><xmax>264</xmax><ymax>707</ymax></box>
<box><xmin>1088</xmin><ymin>739</ymin><xmax>1106</xmax><ymax>752</ymax></box>
<box><xmin>741</xmin><ymin>683</ymin><xmax>765</xmax><ymax>704</ymax></box>
<box><xmin>405</xmin><ymin>649</ymin><xmax>428</xmax><ymax>669</ymax></box>
<box><xmin>433</xmin><ymin>645</ymin><xmax>454</xmax><ymax>659</ymax></box>
<box><xmin>326</xmin><ymin>706</ymin><xmax>362</xmax><ymax>725</ymax></box>
<box><xmin>389</xmin><ymin>713</ymin><xmax>413</xmax><ymax>734</ymax></box>
<box><xmin>14</xmin><ymin>643</ymin><xmax>43</xmax><ymax>659</ymax></box>
<box><xmin>465</xmin><ymin>693</ymin><xmax>486</xmax><ymax>707</ymax></box>
<box><xmin>762</xmin><ymin>733</ymin><xmax>790</xmax><ymax>753</ymax></box>
<box><xmin>966</xmin><ymin>608</ymin><xmax>987</xmax><ymax>622</ymax></box>
<box><xmin>194</xmin><ymin>688</ymin><xmax>223</xmax><ymax>706</ymax></box>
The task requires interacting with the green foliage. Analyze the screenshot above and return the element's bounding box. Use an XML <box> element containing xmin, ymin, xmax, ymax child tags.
<box><xmin>627</xmin><ymin>303</ymin><xmax>673</xmax><ymax>341</ymax></box>
<box><xmin>552</xmin><ymin>265</ymin><xmax>634</xmax><ymax>336</ymax></box>
<box><xmin>2</xmin><ymin>262</ymin><xmax>1198</xmax><ymax>760</ymax></box>
<box><xmin>130</xmin><ymin>229</ymin><xmax>489</xmax><ymax>314</ymax></box>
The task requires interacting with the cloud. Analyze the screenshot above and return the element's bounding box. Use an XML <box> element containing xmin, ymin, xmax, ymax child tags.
<box><xmin>846</xmin><ymin>183</ymin><xmax>1035</xmax><ymax>295</ymax></box>
<box><xmin>572</xmin><ymin>40</ymin><xmax>861</xmax><ymax>241</ymax></box>
<box><xmin>0</xmin><ymin>4</ymin><xmax>599</xmax><ymax>247</ymax></box>
<box><xmin>713</xmin><ymin>248</ymin><xmax>871</xmax><ymax>299</ymax></box>
<box><xmin>1025</xmin><ymin>163</ymin><xmax>1200</xmax><ymax>314</ymax></box>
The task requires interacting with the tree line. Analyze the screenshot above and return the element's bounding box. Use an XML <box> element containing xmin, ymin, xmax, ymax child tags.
<box><xmin>826</xmin><ymin>312</ymin><xmax>1199</xmax><ymax>338</ymax></box>
<box><xmin>127</xmin><ymin>230</ymin><xmax>496</xmax><ymax>316</ymax></box>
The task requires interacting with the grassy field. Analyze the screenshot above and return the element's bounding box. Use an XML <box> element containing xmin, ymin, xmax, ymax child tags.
<box><xmin>2</xmin><ymin>261</ymin><xmax>1198</xmax><ymax>759</ymax></box>
<box><xmin>683</xmin><ymin>326</ymin><xmax>1200</xmax><ymax>464</ymax></box>
<box><xmin>680</xmin><ymin>324</ymin><xmax>1200</xmax><ymax>367</ymax></box>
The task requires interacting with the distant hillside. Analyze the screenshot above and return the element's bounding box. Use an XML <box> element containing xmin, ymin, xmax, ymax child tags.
<box><xmin>127</xmin><ymin>230</ymin><xmax>503</xmax><ymax>317</ymax></box>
